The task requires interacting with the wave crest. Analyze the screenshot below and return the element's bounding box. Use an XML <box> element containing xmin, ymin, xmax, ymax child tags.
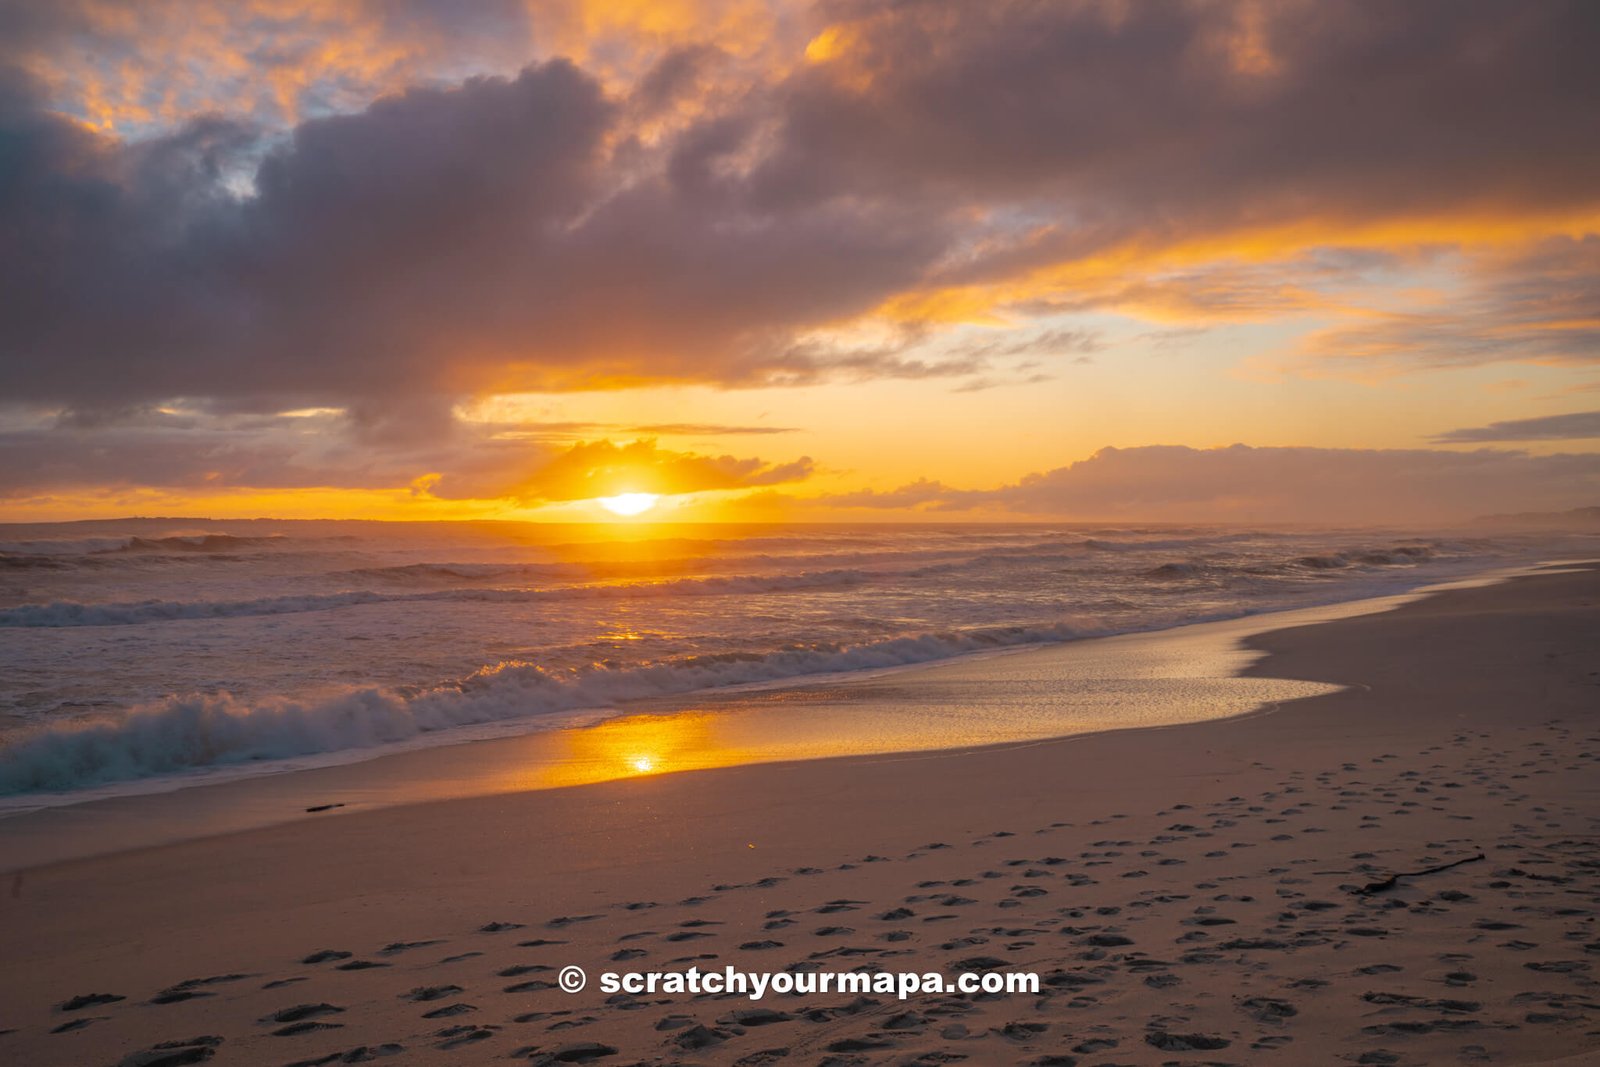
<box><xmin>0</xmin><ymin>569</ymin><xmax>874</xmax><ymax>628</ymax></box>
<box><xmin>0</xmin><ymin>620</ymin><xmax>1089</xmax><ymax>794</ymax></box>
<box><xmin>1145</xmin><ymin>542</ymin><xmax>1440</xmax><ymax>581</ymax></box>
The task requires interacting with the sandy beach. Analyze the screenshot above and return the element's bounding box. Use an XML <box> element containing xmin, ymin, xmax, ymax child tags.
<box><xmin>2</xmin><ymin>563</ymin><xmax>1598</xmax><ymax>1066</ymax></box>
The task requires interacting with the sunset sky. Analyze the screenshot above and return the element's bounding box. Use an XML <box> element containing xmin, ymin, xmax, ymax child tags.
<box><xmin>2</xmin><ymin>0</ymin><xmax>1598</xmax><ymax>524</ymax></box>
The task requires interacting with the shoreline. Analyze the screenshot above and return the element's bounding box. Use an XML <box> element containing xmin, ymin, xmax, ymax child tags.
<box><xmin>0</xmin><ymin>560</ymin><xmax>1566</xmax><ymax>872</ymax></box>
<box><xmin>0</xmin><ymin>548</ymin><xmax>1548</xmax><ymax>812</ymax></box>
<box><xmin>1</xmin><ymin>562</ymin><xmax>1597</xmax><ymax>1064</ymax></box>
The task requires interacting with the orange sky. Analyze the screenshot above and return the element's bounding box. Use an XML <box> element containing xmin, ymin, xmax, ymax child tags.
<box><xmin>2</xmin><ymin>1</ymin><xmax>1598</xmax><ymax>524</ymax></box>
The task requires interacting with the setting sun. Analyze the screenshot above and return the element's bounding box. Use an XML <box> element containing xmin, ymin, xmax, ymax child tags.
<box><xmin>599</xmin><ymin>492</ymin><xmax>659</xmax><ymax>517</ymax></box>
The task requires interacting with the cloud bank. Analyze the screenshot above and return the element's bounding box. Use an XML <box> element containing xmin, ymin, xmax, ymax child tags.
<box><xmin>1432</xmin><ymin>410</ymin><xmax>1600</xmax><ymax>444</ymax></box>
<box><xmin>5</xmin><ymin>2</ymin><xmax>1599</xmax><ymax>415</ymax></box>
<box><xmin>1</xmin><ymin>1</ymin><xmax>1598</xmax><ymax>510</ymax></box>
<box><xmin>820</xmin><ymin>445</ymin><xmax>1600</xmax><ymax>525</ymax></box>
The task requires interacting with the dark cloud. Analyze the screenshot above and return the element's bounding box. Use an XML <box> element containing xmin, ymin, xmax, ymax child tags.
<box><xmin>0</xmin><ymin>0</ymin><xmax>537</xmax><ymax>130</ymax></box>
<box><xmin>4</xmin><ymin>2</ymin><xmax>1598</xmax><ymax>422</ymax></box>
<box><xmin>0</xmin><ymin>61</ymin><xmax>591</xmax><ymax>409</ymax></box>
<box><xmin>760</xmin><ymin>1</ymin><xmax>1600</xmax><ymax>230</ymax></box>
<box><xmin>820</xmin><ymin>445</ymin><xmax>1600</xmax><ymax>524</ymax></box>
<box><xmin>1432</xmin><ymin>410</ymin><xmax>1600</xmax><ymax>444</ymax></box>
<box><xmin>0</xmin><ymin>55</ymin><xmax>956</xmax><ymax>418</ymax></box>
<box><xmin>0</xmin><ymin>418</ymin><xmax>381</xmax><ymax>495</ymax></box>
<box><xmin>630</xmin><ymin>43</ymin><xmax>729</xmax><ymax>118</ymax></box>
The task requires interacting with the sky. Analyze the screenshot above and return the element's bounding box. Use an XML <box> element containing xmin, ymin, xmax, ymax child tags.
<box><xmin>1</xmin><ymin>0</ymin><xmax>1598</xmax><ymax>525</ymax></box>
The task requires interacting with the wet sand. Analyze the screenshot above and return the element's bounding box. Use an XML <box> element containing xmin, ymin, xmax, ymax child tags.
<box><xmin>1</xmin><ymin>563</ymin><xmax>1597</xmax><ymax>1065</ymax></box>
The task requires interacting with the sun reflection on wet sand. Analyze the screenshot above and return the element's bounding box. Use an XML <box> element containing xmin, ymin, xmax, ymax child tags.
<box><xmin>480</xmin><ymin>711</ymin><xmax>767</xmax><ymax>793</ymax></box>
<box><xmin>463</xmin><ymin>605</ymin><xmax>1364</xmax><ymax>800</ymax></box>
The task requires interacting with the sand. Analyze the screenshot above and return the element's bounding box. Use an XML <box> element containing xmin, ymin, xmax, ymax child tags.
<box><xmin>1</xmin><ymin>563</ymin><xmax>1598</xmax><ymax>1066</ymax></box>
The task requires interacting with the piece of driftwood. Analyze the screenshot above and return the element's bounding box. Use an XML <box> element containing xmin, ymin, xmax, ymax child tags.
<box><xmin>1351</xmin><ymin>852</ymin><xmax>1485</xmax><ymax>895</ymax></box>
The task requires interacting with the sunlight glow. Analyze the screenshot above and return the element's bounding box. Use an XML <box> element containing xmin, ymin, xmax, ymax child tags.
<box><xmin>630</xmin><ymin>756</ymin><xmax>656</xmax><ymax>773</ymax></box>
<box><xmin>599</xmin><ymin>492</ymin><xmax>659</xmax><ymax>516</ymax></box>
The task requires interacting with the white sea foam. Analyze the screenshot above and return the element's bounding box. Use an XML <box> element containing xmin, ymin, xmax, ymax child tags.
<box><xmin>0</xmin><ymin>620</ymin><xmax>1092</xmax><ymax>793</ymax></box>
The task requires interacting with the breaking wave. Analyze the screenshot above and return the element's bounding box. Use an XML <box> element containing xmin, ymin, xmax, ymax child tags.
<box><xmin>111</xmin><ymin>534</ymin><xmax>291</xmax><ymax>553</ymax></box>
<box><xmin>0</xmin><ymin>569</ymin><xmax>875</xmax><ymax>628</ymax></box>
<box><xmin>0</xmin><ymin>533</ymin><xmax>289</xmax><ymax>557</ymax></box>
<box><xmin>0</xmin><ymin>620</ymin><xmax>1091</xmax><ymax>793</ymax></box>
<box><xmin>0</xmin><ymin>534</ymin><xmax>292</xmax><ymax>570</ymax></box>
<box><xmin>1143</xmin><ymin>543</ymin><xmax>1440</xmax><ymax>581</ymax></box>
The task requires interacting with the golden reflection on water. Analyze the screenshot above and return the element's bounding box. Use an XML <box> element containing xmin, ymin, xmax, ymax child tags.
<box><xmin>385</xmin><ymin>616</ymin><xmax>1360</xmax><ymax>809</ymax></box>
<box><xmin>483</xmin><ymin>710</ymin><xmax>777</xmax><ymax>793</ymax></box>
<box><xmin>470</xmin><ymin>681</ymin><xmax>1011</xmax><ymax>798</ymax></box>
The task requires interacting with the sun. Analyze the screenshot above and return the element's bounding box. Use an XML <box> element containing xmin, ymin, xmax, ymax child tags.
<box><xmin>598</xmin><ymin>492</ymin><xmax>659</xmax><ymax>517</ymax></box>
<box><xmin>629</xmin><ymin>756</ymin><xmax>655</xmax><ymax>773</ymax></box>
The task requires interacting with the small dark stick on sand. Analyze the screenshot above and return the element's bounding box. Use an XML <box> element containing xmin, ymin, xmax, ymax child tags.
<box><xmin>1351</xmin><ymin>852</ymin><xmax>1485</xmax><ymax>896</ymax></box>
<box><xmin>305</xmin><ymin>803</ymin><xmax>345</xmax><ymax>813</ymax></box>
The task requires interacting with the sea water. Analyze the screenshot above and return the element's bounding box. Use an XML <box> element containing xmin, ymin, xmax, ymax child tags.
<box><xmin>0</xmin><ymin>518</ymin><xmax>1587</xmax><ymax>797</ymax></box>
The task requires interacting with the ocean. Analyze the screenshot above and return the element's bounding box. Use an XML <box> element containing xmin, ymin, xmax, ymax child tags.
<box><xmin>0</xmin><ymin>518</ymin><xmax>1587</xmax><ymax>799</ymax></box>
